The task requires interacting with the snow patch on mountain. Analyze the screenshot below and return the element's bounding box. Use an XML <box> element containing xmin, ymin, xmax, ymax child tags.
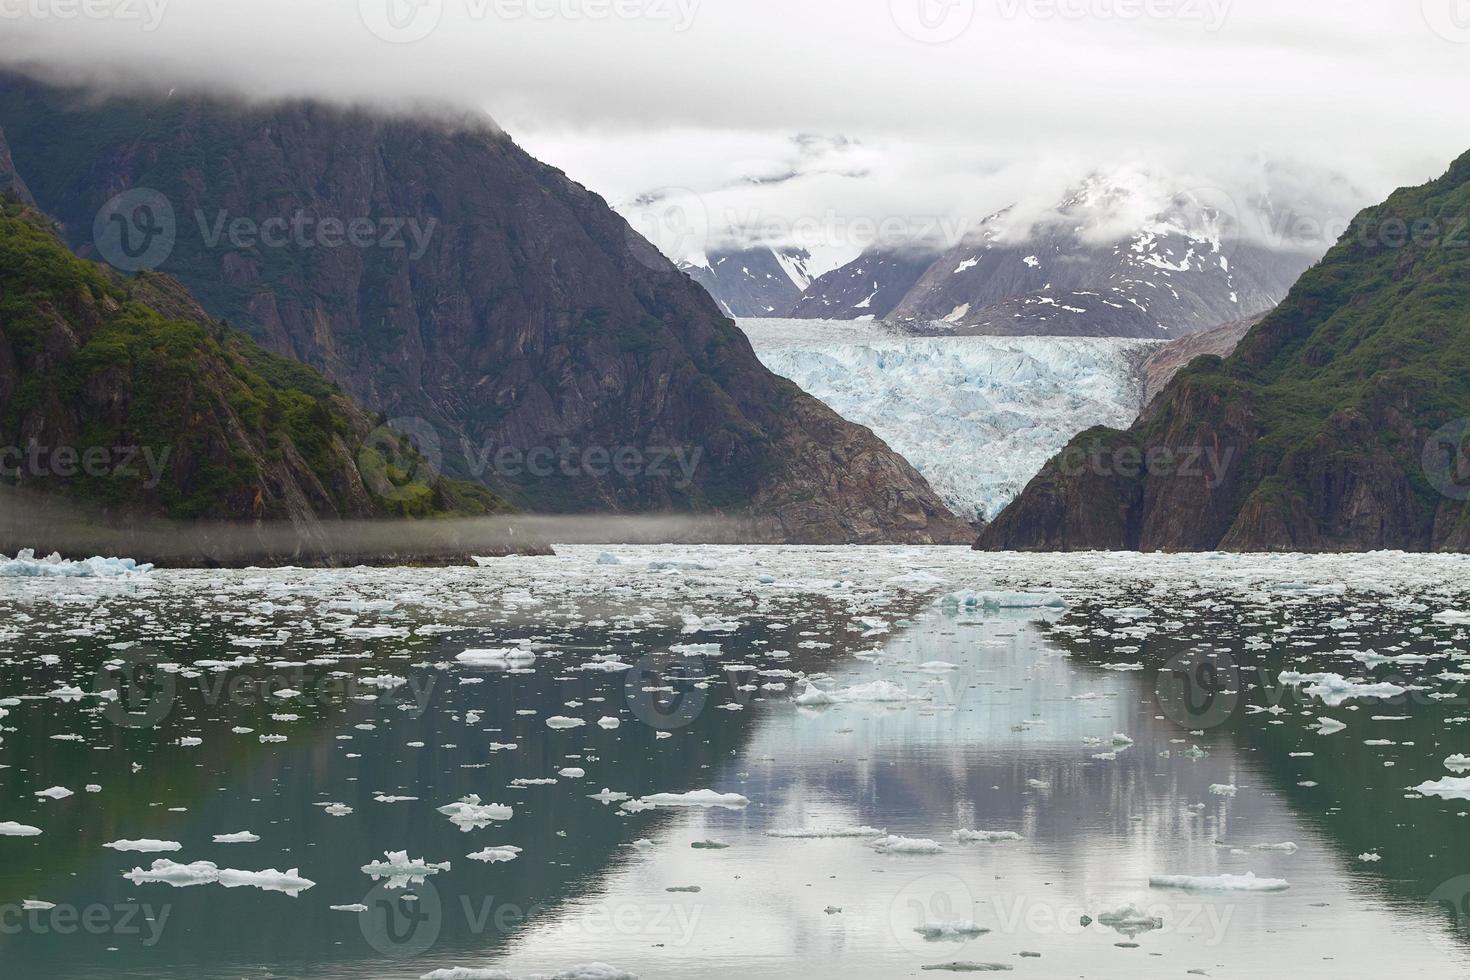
<box><xmin>741</xmin><ymin>319</ymin><xmax>1158</xmax><ymax>523</ymax></box>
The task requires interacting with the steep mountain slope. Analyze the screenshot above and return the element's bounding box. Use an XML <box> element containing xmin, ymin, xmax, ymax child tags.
<box><xmin>890</xmin><ymin>176</ymin><xmax>1319</xmax><ymax>338</ymax></box>
<box><xmin>978</xmin><ymin>152</ymin><xmax>1470</xmax><ymax>553</ymax></box>
<box><xmin>1140</xmin><ymin>316</ymin><xmax>1259</xmax><ymax>405</ymax></box>
<box><xmin>0</xmin><ymin>201</ymin><xmax>511</xmax><ymax>564</ymax></box>
<box><xmin>679</xmin><ymin>246</ymin><xmax>812</xmax><ymax>317</ymax></box>
<box><xmin>741</xmin><ymin>318</ymin><xmax>1158</xmax><ymax>524</ymax></box>
<box><xmin>784</xmin><ymin>247</ymin><xmax>935</xmax><ymax>320</ymax></box>
<box><xmin>0</xmin><ymin>73</ymin><xmax>968</xmax><ymax>544</ymax></box>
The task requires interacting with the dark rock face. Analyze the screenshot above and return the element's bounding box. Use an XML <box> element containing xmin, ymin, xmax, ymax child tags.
<box><xmin>978</xmin><ymin>153</ymin><xmax>1470</xmax><ymax>554</ymax></box>
<box><xmin>0</xmin><ymin>74</ymin><xmax>968</xmax><ymax>543</ymax></box>
<box><xmin>680</xmin><ymin>246</ymin><xmax>810</xmax><ymax>317</ymax></box>
<box><xmin>785</xmin><ymin>248</ymin><xmax>934</xmax><ymax>321</ymax></box>
<box><xmin>0</xmin><ymin>126</ymin><xmax>33</xmax><ymax>206</ymax></box>
<box><xmin>1140</xmin><ymin>316</ymin><xmax>1259</xmax><ymax>406</ymax></box>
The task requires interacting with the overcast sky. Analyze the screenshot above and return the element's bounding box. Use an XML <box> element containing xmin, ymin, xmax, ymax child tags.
<box><xmin>3</xmin><ymin>0</ymin><xmax>1468</xmax><ymax>266</ymax></box>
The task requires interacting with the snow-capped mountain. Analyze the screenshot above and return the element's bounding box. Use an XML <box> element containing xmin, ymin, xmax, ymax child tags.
<box><xmin>784</xmin><ymin>247</ymin><xmax>934</xmax><ymax>320</ymax></box>
<box><xmin>740</xmin><ymin>317</ymin><xmax>1161</xmax><ymax>523</ymax></box>
<box><xmin>887</xmin><ymin>174</ymin><xmax>1321</xmax><ymax>338</ymax></box>
<box><xmin>679</xmin><ymin>246</ymin><xmax>815</xmax><ymax>317</ymax></box>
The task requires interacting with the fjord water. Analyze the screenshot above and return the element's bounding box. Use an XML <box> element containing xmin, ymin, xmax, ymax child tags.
<box><xmin>2</xmin><ymin>548</ymin><xmax>1469</xmax><ymax>979</ymax></box>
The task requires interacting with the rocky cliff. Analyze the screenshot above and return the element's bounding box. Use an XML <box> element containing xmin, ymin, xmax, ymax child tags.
<box><xmin>0</xmin><ymin>201</ymin><xmax>515</xmax><ymax>565</ymax></box>
<box><xmin>978</xmin><ymin>152</ymin><xmax>1470</xmax><ymax>553</ymax></box>
<box><xmin>0</xmin><ymin>73</ymin><xmax>968</xmax><ymax>544</ymax></box>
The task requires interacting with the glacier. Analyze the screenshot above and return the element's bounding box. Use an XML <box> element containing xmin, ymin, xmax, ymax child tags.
<box><xmin>740</xmin><ymin>318</ymin><xmax>1159</xmax><ymax>523</ymax></box>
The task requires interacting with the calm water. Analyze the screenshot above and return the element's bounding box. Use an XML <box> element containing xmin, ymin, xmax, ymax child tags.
<box><xmin>2</xmin><ymin>547</ymin><xmax>1470</xmax><ymax>978</ymax></box>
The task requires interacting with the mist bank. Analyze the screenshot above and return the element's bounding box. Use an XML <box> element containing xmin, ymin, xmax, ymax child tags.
<box><xmin>0</xmin><ymin>489</ymin><xmax>766</xmax><ymax>567</ymax></box>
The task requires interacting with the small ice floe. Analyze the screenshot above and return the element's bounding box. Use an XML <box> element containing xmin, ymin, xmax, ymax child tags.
<box><xmin>1097</xmin><ymin>904</ymin><xmax>1164</xmax><ymax>937</ymax></box>
<box><xmin>597</xmin><ymin>716</ymin><xmax>621</xmax><ymax>729</ymax></box>
<box><xmin>213</xmin><ymin>832</ymin><xmax>260</xmax><ymax>844</ymax></box>
<box><xmin>466</xmin><ymin>845</ymin><xmax>522</xmax><ymax>864</ymax></box>
<box><xmin>123</xmin><ymin>860</ymin><xmax>315</xmax><ymax>896</ymax></box>
<box><xmin>438</xmin><ymin>796</ymin><xmax>513</xmax><ymax>831</ymax></box>
<box><xmin>940</xmin><ymin>590</ymin><xmax>1065</xmax><ymax>612</ymax></box>
<box><xmin>103</xmin><ymin>839</ymin><xmax>181</xmax><ymax>853</ymax></box>
<box><xmin>457</xmin><ymin>648</ymin><xmax>537</xmax><ymax>668</ymax></box>
<box><xmin>954</xmin><ymin>829</ymin><xmax>1021</xmax><ymax>844</ymax></box>
<box><xmin>1315</xmin><ymin>717</ymin><xmax>1348</xmax><ymax>735</ymax></box>
<box><xmin>588</xmin><ymin>789</ymin><xmax>630</xmax><ymax>805</ymax></box>
<box><xmin>794</xmin><ymin>680</ymin><xmax>922</xmax><ymax>706</ymax></box>
<box><xmin>322</xmin><ymin>803</ymin><xmax>354</xmax><ymax>817</ymax></box>
<box><xmin>421</xmin><ymin>965</ymin><xmax>636</xmax><ymax>980</ymax></box>
<box><xmin>559</xmin><ymin>768</ymin><xmax>587</xmax><ymax>778</ymax></box>
<box><xmin>1358</xmin><ymin>852</ymin><xmax>1382</xmax><ymax>862</ymax></box>
<box><xmin>374</xmin><ymin>795</ymin><xmax>419</xmax><ymax>804</ymax></box>
<box><xmin>872</xmin><ymin>835</ymin><xmax>944</xmax><ymax>855</ymax></box>
<box><xmin>766</xmin><ymin>826</ymin><xmax>886</xmax><ymax>839</ymax></box>
<box><xmin>640</xmin><ymin>790</ymin><xmax>749</xmax><ymax>810</ymax></box>
<box><xmin>21</xmin><ymin>900</ymin><xmax>56</xmax><ymax>910</ymax></box>
<box><xmin>1410</xmin><ymin>776</ymin><xmax>1470</xmax><ymax>801</ymax></box>
<box><xmin>1279</xmin><ymin>672</ymin><xmax>1406</xmax><ymax>708</ymax></box>
<box><xmin>1445</xmin><ymin>755</ymin><xmax>1470</xmax><ymax>773</ymax></box>
<box><xmin>218</xmin><ymin>867</ymin><xmax>317</xmax><ymax>896</ymax></box>
<box><xmin>914</xmin><ymin>920</ymin><xmax>989</xmax><ymax>941</ymax></box>
<box><xmin>1026</xmin><ymin>779</ymin><xmax>1050</xmax><ymax>790</ymax></box>
<box><xmin>34</xmin><ymin>787</ymin><xmax>73</xmax><ymax>801</ymax></box>
<box><xmin>1253</xmin><ymin>842</ymin><xmax>1299</xmax><ymax>853</ymax></box>
<box><xmin>330</xmin><ymin>904</ymin><xmax>369</xmax><ymax>913</ymax></box>
<box><xmin>361</xmin><ymin>851</ymin><xmax>451</xmax><ymax>889</ymax></box>
<box><xmin>919</xmin><ymin>962</ymin><xmax>1012</xmax><ymax>972</ymax></box>
<box><xmin>1208</xmin><ymin>784</ymin><xmax>1238</xmax><ymax>798</ymax></box>
<box><xmin>0</xmin><ymin>550</ymin><xmax>152</xmax><ymax>578</ymax></box>
<box><xmin>691</xmin><ymin>839</ymin><xmax>730</xmax><ymax>849</ymax></box>
<box><xmin>0</xmin><ymin>821</ymin><xmax>42</xmax><ymax>836</ymax></box>
<box><xmin>1149</xmin><ymin>872</ymin><xmax>1289</xmax><ymax>891</ymax></box>
<box><xmin>176</xmin><ymin>737</ymin><xmax>203</xmax><ymax>747</ymax></box>
<box><xmin>546</xmin><ymin>716</ymin><xmax>586</xmax><ymax>730</ymax></box>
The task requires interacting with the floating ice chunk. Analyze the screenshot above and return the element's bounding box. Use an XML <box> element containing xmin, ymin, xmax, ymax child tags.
<box><xmin>872</xmin><ymin>835</ymin><xmax>944</xmax><ymax>855</ymax></box>
<box><xmin>1208</xmin><ymin>784</ymin><xmax>1238</xmax><ymax>798</ymax></box>
<box><xmin>1411</xmin><ymin>776</ymin><xmax>1470</xmax><ymax>801</ymax></box>
<box><xmin>1253</xmin><ymin>842</ymin><xmax>1299</xmax><ymax>853</ymax></box>
<box><xmin>22</xmin><ymin>900</ymin><xmax>55</xmax><ymax>910</ymax></box>
<box><xmin>218</xmin><ymin>867</ymin><xmax>316</xmax><ymax>896</ymax></box>
<box><xmin>1315</xmin><ymin>717</ymin><xmax>1347</xmax><ymax>735</ymax></box>
<box><xmin>766</xmin><ymin>826</ymin><xmax>886</xmax><ymax>839</ymax></box>
<box><xmin>559</xmin><ymin>768</ymin><xmax>587</xmax><ymax>778</ymax></box>
<box><xmin>940</xmin><ymin>590</ymin><xmax>1066</xmax><ymax>612</ymax></box>
<box><xmin>1279</xmin><ymin>672</ymin><xmax>1406</xmax><ymax>707</ymax></box>
<box><xmin>331</xmin><ymin>904</ymin><xmax>370</xmax><ymax>913</ymax></box>
<box><xmin>914</xmin><ymin>919</ymin><xmax>989</xmax><ymax>940</ymax></box>
<box><xmin>0</xmin><ymin>550</ymin><xmax>153</xmax><ymax>577</ymax></box>
<box><xmin>467</xmin><ymin>845</ymin><xmax>523</xmax><ymax>864</ymax></box>
<box><xmin>954</xmin><ymin>829</ymin><xmax>1021</xmax><ymax>843</ymax></box>
<box><xmin>213</xmin><ymin>831</ymin><xmax>260</xmax><ymax>844</ymax></box>
<box><xmin>0</xmin><ymin>822</ymin><xmax>42</xmax><ymax>836</ymax></box>
<box><xmin>597</xmin><ymin>716</ymin><xmax>622</xmax><ymax>729</ymax></box>
<box><xmin>588</xmin><ymin>789</ymin><xmax>630</xmax><ymax>804</ymax></box>
<box><xmin>1097</xmin><ymin>904</ymin><xmax>1164</xmax><ymax>937</ymax></box>
<box><xmin>361</xmin><ymin>851</ymin><xmax>451</xmax><ymax>889</ymax></box>
<box><xmin>34</xmin><ymin>787</ymin><xmax>72</xmax><ymax>800</ymax></box>
<box><xmin>546</xmin><ymin>716</ymin><xmax>586</xmax><ymax>730</ymax></box>
<box><xmin>795</xmin><ymin>680</ymin><xmax>922</xmax><ymax>705</ymax></box>
<box><xmin>639</xmin><ymin>790</ymin><xmax>750</xmax><ymax>810</ymax></box>
<box><xmin>457</xmin><ymin>648</ymin><xmax>537</xmax><ymax>668</ymax></box>
<box><xmin>1149</xmin><ymin>872</ymin><xmax>1289</xmax><ymax>892</ymax></box>
<box><xmin>123</xmin><ymin>860</ymin><xmax>221</xmax><ymax>888</ymax></box>
<box><xmin>1358</xmin><ymin>852</ymin><xmax>1382</xmax><ymax>862</ymax></box>
<box><xmin>322</xmin><ymin>803</ymin><xmax>353</xmax><ymax>817</ymax></box>
<box><xmin>438</xmin><ymin>796</ymin><xmax>513</xmax><ymax>831</ymax></box>
<box><xmin>419</xmin><ymin>969</ymin><xmax>514</xmax><ymax>980</ymax></box>
<box><xmin>104</xmin><ymin>839</ymin><xmax>182</xmax><ymax>853</ymax></box>
<box><xmin>919</xmin><ymin>962</ymin><xmax>1012</xmax><ymax>972</ymax></box>
<box><xmin>1446</xmin><ymin>755</ymin><xmax>1470</xmax><ymax>773</ymax></box>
